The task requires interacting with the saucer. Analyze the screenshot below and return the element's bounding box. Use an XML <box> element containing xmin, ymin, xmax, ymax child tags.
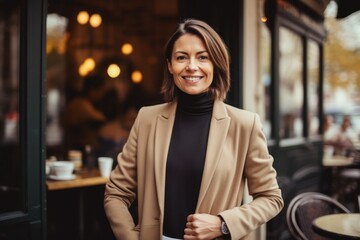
<box><xmin>48</xmin><ymin>174</ymin><xmax>76</xmax><ymax>181</ymax></box>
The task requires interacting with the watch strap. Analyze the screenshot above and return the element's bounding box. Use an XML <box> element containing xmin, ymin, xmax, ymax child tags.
<box><xmin>220</xmin><ymin>219</ymin><xmax>230</xmax><ymax>235</ymax></box>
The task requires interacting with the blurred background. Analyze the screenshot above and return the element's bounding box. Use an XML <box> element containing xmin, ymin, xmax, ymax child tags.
<box><xmin>1</xmin><ymin>0</ymin><xmax>360</xmax><ymax>239</ymax></box>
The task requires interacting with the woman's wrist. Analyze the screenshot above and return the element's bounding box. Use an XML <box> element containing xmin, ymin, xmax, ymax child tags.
<box><xmin>218</xmin><ymin>216</ymin><xmax>230</xmax><ymax>237</ymax></box>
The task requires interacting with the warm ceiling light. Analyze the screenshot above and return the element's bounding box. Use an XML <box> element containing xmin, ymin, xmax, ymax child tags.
<box><xmin>79</xmin><ymin>64</ymin><xmax>88</xmax><ymax>76</ymax></box>
<box><xmin>83</xmin><ymin>58</ymin><xmax>96</xmax><ymax>71</ymax></box>
<box><xmin>131</xmin><ymin>71</ymin><xmax>143</xmax><ymax>83</ymax></box>
<box><xmin>89</xmin><ymin>14</ymin><xmax>102</xmax><ymax>28</ymax></box>
<box><xmin>107</xmin><ymin>64</ymin><xmax>121</xmax><ymax>78</ymax></box>
<box><xmin>77</xmin><ymin>11</ymin><xmax>89</xmax><ymax>25</ymax></box>
<box><xmin>261</xmin><ymin>17</ymin><xmax>267</xmax><ymax>23</ymax></box>
<box><xmin>121</xmin><ymin>43</ymin><xmax>134</xmax><ymax>55</ymax></box>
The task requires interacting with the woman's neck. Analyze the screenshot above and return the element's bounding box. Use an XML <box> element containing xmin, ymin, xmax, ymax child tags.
<box><xmin>176</xmin><ymin>88</ymin><xmax>213</xmax><ymax>115</ymax></box>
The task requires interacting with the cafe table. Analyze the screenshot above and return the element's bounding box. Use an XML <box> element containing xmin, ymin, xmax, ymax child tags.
<box><xmin>322</xmin><ymin>155</ymin><xmax>354</xmax><ymax>167</ymax></box>
<box><xmin>46</xmin><ymin>168</ymin><xmax>111</xmax><ymax>240</ymax></box>
<box><xmin>312</xmin><ymin>213</ymin><xmax>360</xmax><ymax>239</ymax></box>
<box><xmin>322</xmin><ymin>155</ymin><xmax>355</xmax><ymax>197</ymax></box>
<box><xmin>46</xmin><ymin>168</ymin><xmax>108</xmax><ymax>191</ymax></box>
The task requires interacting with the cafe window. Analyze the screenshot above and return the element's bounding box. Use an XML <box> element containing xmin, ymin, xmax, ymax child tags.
<box><xmin>263</xmin><ymin>0</ymin><xmax>326</xmax><ymax>145</ymax></box>
<box><xmin>0</xmin><ymin>1</ymin><xmax>22</xmax><ymax>213</ymax></box>
<box><xmin>279</xmin><ymin>26</ymin><xmax>304</xmax><ymax>139</ymax></box>
<box><xmin>307</xmin><ymin>39</ymin><xmax>321</xmax><ymax>136</ymax></box>
<box><xmin>46</xmin><ymin>13</ymin><xmax>68</xmax><ymax>147</ymax></box>
<box><xmin>45</xmin><ymin>1</ymin><xmax>178</xmax><ymax>161</ymax></box>
<box><xmin>259</xmin><ymin>0</ymin><xmax>272</xmax><ymax>140</ymax></box>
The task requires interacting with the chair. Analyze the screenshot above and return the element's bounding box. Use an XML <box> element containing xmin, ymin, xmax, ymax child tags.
<box><xmin>286</xmin><ymin>192</ymin><xmax>350</xmax><ymax>240</ymax></box>
<box><xmin>291</xmin><ymin>165</ymin><xmax>322</xmax><ymax>195</ymax></box>
<box><xmin>338</xmin><ymin>168</ymin><xmax>360</xmax><ymax>211</ymax></box>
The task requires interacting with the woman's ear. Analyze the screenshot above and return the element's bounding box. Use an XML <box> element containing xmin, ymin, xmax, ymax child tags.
<box><xmin>167</xmin><ymin>60</ymin><xmax>173</xmax><ymax>74</ymax></box>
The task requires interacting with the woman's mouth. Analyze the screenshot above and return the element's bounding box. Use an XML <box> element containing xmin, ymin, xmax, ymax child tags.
<box><xmin>183</xmin><ymin>76</ymin><xmax>203</xmax><ymax>83</ymax></box>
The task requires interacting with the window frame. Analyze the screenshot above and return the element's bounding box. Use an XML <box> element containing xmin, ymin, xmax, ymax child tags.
<box><xmin>269</xmin><ymin>4</ymin><xmax>325</xmax><ymax>147</ymax></box>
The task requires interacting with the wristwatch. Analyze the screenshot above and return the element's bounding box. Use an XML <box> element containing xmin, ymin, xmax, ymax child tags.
<box><xmin>220</xmin><ymin>219</ymin><xmax>230</xmax><ymax>235</ymax></box>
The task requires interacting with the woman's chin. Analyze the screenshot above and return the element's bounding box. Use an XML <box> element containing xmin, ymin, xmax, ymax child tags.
<box><xmin>180</xmin><ymin>87</ymin><xmax>208</xmax><ymax>95</ymax></box>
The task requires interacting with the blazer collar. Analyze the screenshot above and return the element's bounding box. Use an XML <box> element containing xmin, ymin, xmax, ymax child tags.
<box><xmin>196</xmin><ymin>101</ymin><xmax>231</xmax><ymax>210</ymax></box>
<box><xmin>154</xmin><ymin>102</ymin><xmax>177</xmax><ymax>217</ymax></box>
<box><xmin>153</xmin><ymin>101</ymin><xmax>231</xmax><ymax>214</ymax></box>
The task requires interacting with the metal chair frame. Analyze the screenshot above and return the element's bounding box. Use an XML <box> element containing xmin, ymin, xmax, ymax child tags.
<box><xmin>286</xmin><ymin>192</ymin><xmax>350</xmax><ymax>240</ymax></box>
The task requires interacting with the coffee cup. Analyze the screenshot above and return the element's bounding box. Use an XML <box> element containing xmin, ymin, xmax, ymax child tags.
<box><xmin>49</xmin><ymin>161</ymin><xmax>75</xmax><ymax>178</ymax></box>
<box><xmin>98</xmin><ymin>157</ymin><xmax>113</xmax><ymax>178</ymax></box>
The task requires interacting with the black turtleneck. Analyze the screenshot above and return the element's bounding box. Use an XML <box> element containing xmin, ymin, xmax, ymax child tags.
<box><xmin>163</xmin><ymin>89</ymin><xmax>214</xmax><ymax>238</ymax></box>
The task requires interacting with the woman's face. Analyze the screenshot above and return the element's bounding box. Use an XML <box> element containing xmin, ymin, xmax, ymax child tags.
<box><xmin>168</xmin><ymin>34</ymin><xmax>214</xmax><ymax>95</ymax></box>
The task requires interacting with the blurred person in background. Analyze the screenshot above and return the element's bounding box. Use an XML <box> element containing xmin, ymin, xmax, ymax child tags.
<box><xmin>333</xmin><ymin>115</ymin><xmax>357</xmax><ymax>155</ymax></box>
<box><xmin>324</xmin><ymin>114</ymin><xmax>339</xmax><ymax>143</ymax></box>
<box><xmin>62</xmin><ymin>74</ymin><xmax>108</xmax><ymax>150</ymax></box>
<box><xmin>104</xmin><ymin>19</ymin><xmax>283</xmax><ymax>240</ymax></box>
<box><xmin>97</xmin><ymin>95</ymin><xmax>138</xmax><ymax>161</ymax></box>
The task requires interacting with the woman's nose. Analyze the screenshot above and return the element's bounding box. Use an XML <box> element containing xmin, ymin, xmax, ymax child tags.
<box><xmin>186</xmin><ymin>59</ymin><xmax>199</xmax><ymax>71</ymax></box>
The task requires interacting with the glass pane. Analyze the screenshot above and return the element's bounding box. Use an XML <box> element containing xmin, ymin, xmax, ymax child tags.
<box><xmin>279</xmin><ymin>27</ymin><xmax>304</xmax><ymax>139</ymax></box>
<box><xmin>0</xmin><ymin>2</ymin><xmax>22</xmax><ymax>213</ymax></box>
<box><xmin>307</xmin><ymin>40</ymin><xmax>320</xmax><ymax>136</ymax></box>
<box><xmin>260</xmin><ymin>2</ymin><xmax>272</xmax><ymax>139</ymax></box>
<box><xmin>46</xmin><ymin>3</ymin><xmax>178</xmax><ymax>165</ymax></box>
<box><xmin>324</xmin><ymin>3</ymin><xmax>360</xmax><ymax>139</ymax></box>
<box><xmin>46</xmin><ymin>13</ymin><xmax>68</xmax><ymax>149</ymax></box>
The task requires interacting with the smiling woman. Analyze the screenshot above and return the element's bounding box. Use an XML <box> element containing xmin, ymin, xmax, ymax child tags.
<box><xmin>167</xmin><ymin>34</ymin><xmax>214</xmax><ymax>95</ymax></box>
<box><xmin>162</xmin><ymin>19</ymin><xmax>230</xmax><ymax>102</ymax></box>
<box><xmin>104</xmin><ymin>18</ymin><xmax>283</xmax><ymax>240</ymax></box>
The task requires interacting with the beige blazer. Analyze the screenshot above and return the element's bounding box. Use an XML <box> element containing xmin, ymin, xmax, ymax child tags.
<box><xmin>104</xmin><ymin>100</ymin><xmax>284</xmax><ymax>240</ymax></box>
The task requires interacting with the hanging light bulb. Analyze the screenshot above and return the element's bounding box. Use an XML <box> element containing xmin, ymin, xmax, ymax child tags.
<box><xmin>77</xmin><ymin>11</ymin><xmax>89</xmax><ymax>25</ymax></box>
<box><xmin>121</xmin><ymin>43</ymin><xmax>134</xmax><ymax>55</ymax></box>
<box><xmin>83</xmin><ymin>58</ymin><xmax>96</xmax><ymax>71</ymax></box>
<box><xmin>89</xmin><ymin>14</ymin><xmax>102</xmax><ymax>28</ymax></box>
<box><xmin>107</xmin><ymin>64</ymin><xmax>121</xmax><ymax>78</ymax></box>
<box><xmin>131</xmin><ymin>70</ymin><xmax>143</xmax><ymax>84</ymax></box>
<box><xmin>79</xmin><ymin>64</ymin><xmax>88</xmax><ymax>76</ymax></box>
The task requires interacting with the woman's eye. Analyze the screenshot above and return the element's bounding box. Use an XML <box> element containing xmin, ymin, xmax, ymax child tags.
<box><xmin>199</xmin><ymin>55</ymin><xmax>209</xmax><ymax>61</ymax></box>
<box><xmin>176</xmin><ymin>56</ymin><xmax>187</xmax><ymax>61</ymax></box>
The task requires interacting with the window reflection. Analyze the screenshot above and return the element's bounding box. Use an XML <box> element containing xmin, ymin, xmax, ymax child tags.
<box><xmin>0</xmin><ymin>2</ymin><xmax>22</xmax><ymax>213</ymax></box>
<box><xmin>46</xmin><ymin>14</ymin><xmax>68</xmax><ymax>147</ymax></box>
<box><xmin>279</xmin><ymin>27</ymin><xmax>304</xmax><ymax>139</ymax></box>
<box><xmin>45</xmin><ymin>2</ymin><xmax>178</xmax><ymax>162</ymax></box>
<box><xmin>260</xmin><ymin>7</ymin><xmax>272</xmax><ymax>139</ymax></box>
<box><xmin>307</xmin><ymin>40</ymin><xmax>320</xmax><ymax>136</ymax></box>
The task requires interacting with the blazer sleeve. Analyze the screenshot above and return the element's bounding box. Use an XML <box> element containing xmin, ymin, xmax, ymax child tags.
<box><xmin>219</xmin><ymin>114</ymin><xmax>284</xmax><ymax>240</ymax></box>
<box><xmin>103</xmin><ymin>108</ymin><xmax>142</xmax><ymax>240</ymax></box>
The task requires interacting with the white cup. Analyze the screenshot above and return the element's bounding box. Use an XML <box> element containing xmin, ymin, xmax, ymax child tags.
<box><xmin>324</xmin><ymin>145</ymin><xmax>334</xmax><ymax>158</ymax></box>
<box><xmin>49</xmin><ymin>161</ymin><xmax>75</xmax><ymax>177</ymax></box>
<box><xmin>98</xmin><ymin>157</ymin><xmax>113</xmax><ymax>178</ymax></box>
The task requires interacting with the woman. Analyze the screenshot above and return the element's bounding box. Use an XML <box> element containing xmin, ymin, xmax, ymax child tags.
<box><xmin>104</xmin><ymin>19</ymin><xmax>283</xmax><ymax>240</ymax></box>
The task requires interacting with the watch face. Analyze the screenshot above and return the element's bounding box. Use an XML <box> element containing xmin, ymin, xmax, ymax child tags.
<box><xmin>221</xmin><ymin>221</ymin><xmax>230</xmax><ymax>235</ymax></box>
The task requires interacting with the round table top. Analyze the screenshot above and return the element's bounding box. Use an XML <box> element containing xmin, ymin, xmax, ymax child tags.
<box><xmin>340</xmin><ymin>168</ymin><xmax>360</xmax><ymax>179</ymax></box>
<box><xmin>322</xmin><ymin>155</ymin><xmax>354</xmax><ymax>167</ymax></box>
<box><xmin>312</xmin><ymin>213</ymin><xmax>360</xmax><ymax>239</ymax></box>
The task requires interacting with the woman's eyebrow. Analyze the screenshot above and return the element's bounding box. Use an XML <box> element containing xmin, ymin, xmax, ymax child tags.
<box><xmin>174</xmin><ymin>50</ymin><xmax>208</xmax><ymax>54</ymax></box>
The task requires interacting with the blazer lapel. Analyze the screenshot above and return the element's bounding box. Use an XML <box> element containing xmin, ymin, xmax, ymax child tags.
<box><xmin>154</xmin><ymin>102</ymin><xmax>177</xmax><ymax>215</ymax></box>
<box><xmin>196</xmin><ymin>101</ymin><xmax>230</xmax><ymax>210</ymax></box>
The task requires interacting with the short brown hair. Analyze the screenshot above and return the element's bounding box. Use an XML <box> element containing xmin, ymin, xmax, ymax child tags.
<box><xmin>161</xmin><ymin>19</ymin><xmax>230</xmax><ymax>102</ymax></box>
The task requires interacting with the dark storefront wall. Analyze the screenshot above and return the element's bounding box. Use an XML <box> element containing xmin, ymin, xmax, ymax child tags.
<box><xmin>0</xmin><ymin>0</ymin><xmax>47</xmax><ymax>239</ymax></box>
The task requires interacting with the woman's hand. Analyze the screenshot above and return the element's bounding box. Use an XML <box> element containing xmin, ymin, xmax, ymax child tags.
<box><xmin>184</xmin><ymin>213</ymin><xmax>222</xmax><ymax>240</ymax></box>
